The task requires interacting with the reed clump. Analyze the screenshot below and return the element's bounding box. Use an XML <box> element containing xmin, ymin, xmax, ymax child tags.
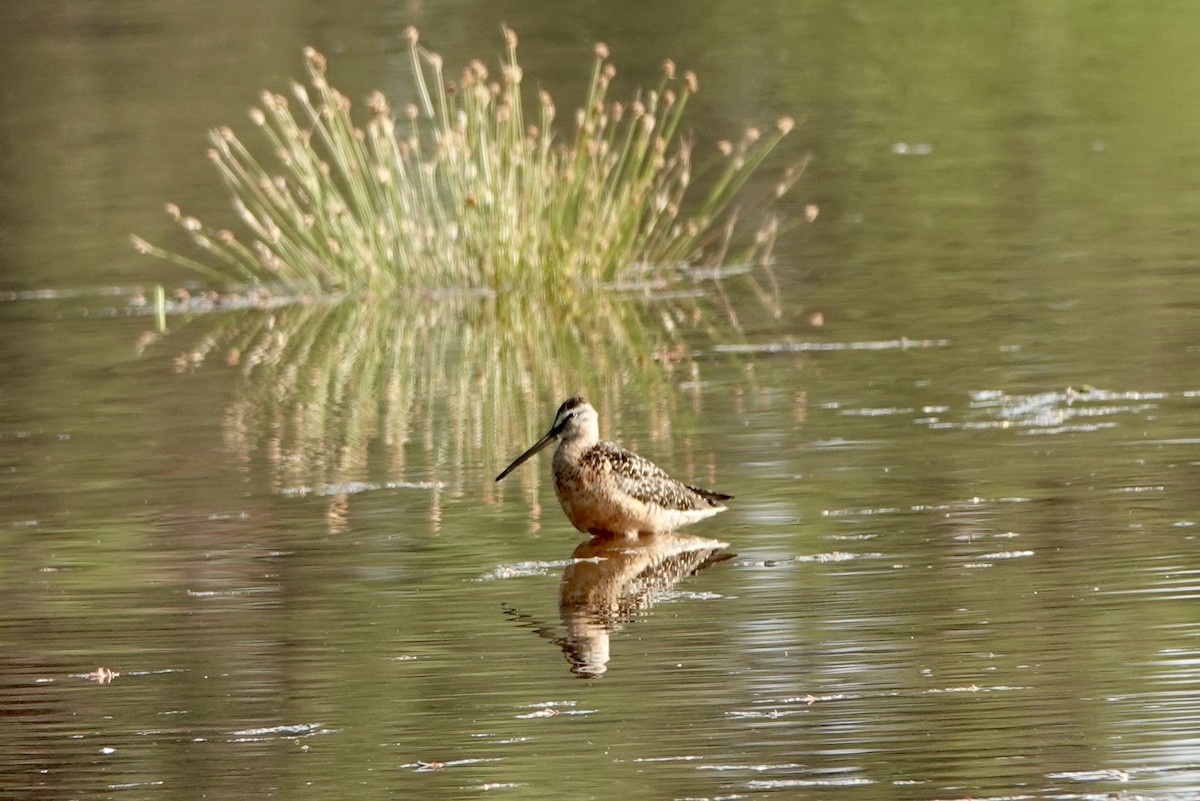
<box><xmin>133</xmin><ymin>27</ymin><xmax>799</xmax><ymax>292</ymax></box>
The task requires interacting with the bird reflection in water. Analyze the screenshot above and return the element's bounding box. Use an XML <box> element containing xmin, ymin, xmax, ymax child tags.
<box><xmin>506</xmin><ymin>531</ymin><xmax>733</xmax><ymax>678</ymax></box>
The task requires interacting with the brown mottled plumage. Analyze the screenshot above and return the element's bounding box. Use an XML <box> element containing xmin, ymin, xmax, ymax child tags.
<box><xmin>496</xmin><ymin>397</ymin><xmax>731</xmax><ymax>536</ymax></box>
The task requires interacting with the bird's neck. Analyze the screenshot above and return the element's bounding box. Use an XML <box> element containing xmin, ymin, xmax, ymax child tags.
<box><xmin>557</xmin><ymin>432</ymin><xmax>599</xmax><ymax>458</ymax></box>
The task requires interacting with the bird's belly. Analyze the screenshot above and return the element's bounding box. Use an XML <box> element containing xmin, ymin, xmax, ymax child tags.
<box><xmin>554</xmin><ymin>478</ymin><xmax>650</xmax><ymax>535</ymax></box>
<box><xmin>553</xmin><ymin>479</ymin><xmax>717</xmax><ymax>535</ymax></box>
<box><xmin>555</xmin><ymin>487</ymin><xmax>629</xmax><ymax>534</ymax></box>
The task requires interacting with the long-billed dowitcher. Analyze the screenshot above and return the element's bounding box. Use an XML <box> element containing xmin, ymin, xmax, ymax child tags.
<box><xmin>495</xmin><ymin>397</ymin><xmax>732</xmax><ymax>536</ymax></box>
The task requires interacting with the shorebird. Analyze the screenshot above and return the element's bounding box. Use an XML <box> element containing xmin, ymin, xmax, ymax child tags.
<box><xmin>495</xmin><ymin>397</ymin><xmax>732</xmax><ymax>536</ymax></box>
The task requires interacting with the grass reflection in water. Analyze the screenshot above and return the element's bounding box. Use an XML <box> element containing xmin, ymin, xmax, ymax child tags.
<box><xmin>163</xmin><ymin>284</ymin><xmax>743</xmax><ymax>528</ymax></box>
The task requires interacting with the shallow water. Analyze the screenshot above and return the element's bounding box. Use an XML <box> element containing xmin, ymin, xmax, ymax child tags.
<box><xmin>3</xmin><ymin>2</ymin><xmax>1200</xmax><ymax>800</ymax></box>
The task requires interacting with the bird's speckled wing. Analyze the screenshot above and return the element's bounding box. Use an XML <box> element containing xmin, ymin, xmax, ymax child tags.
<box><xmin>580</xmin><ymin>441</ymin><xmax>731</xmax><ymax>511</ymax></box>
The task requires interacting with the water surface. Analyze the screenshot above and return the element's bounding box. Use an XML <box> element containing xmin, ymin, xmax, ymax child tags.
<box><xmin>3</xmin><ymin>2</ymin><xmax>1200</xmax><ymax>800</ymax></box>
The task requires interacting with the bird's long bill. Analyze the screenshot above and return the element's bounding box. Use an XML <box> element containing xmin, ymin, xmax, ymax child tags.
<box><xmin>495</xmin><ymin>428</ymin><xmax>558</xmax><ymax>482</ymax></box>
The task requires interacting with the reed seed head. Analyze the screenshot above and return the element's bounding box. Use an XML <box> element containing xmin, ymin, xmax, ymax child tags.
<box><xmin>304</xmin><ymin>47</ymin><xmax>326</xmax><ymax>74</ymax></box>
<box><xmin>404</xmin><ymin>26</ymin><xmax>419</xmax><ymax>46</ymax></box>
<box><xmin>662</xmin><ymin>59</ymin><xmax>676</xmax><ymax>79</ymax></box>
<box><xmin>248</xmin><ymin>107</ymin><xmax>266</xmax><ymax>126</ymax></box>
<box><xmin>503</xmin><ymin>25</ymin><xmax>518</xmax><ymax>50</ymax></box>
<box><xmin>684</xmin><ymin>71</ymin><xmax>698</xmax><ymax>93</ymax></box>
<box><xmin>776</xmin><ymin>116</ymin><xmax>795</xmax><ymax>135</ymax></box>
<box><xmin>367</xmin><ymin>91</ymin><xmax>389</xmax><ymax>116</ymax></box>
<box><xmin>371</xmin><ymin>116</ymin><xmax>395</xmax><ymax>137</ymax></box>
<box><xmin>594</xmin><ymin>42</ymin><xmax>609</xmax><ymax>60</ymax></box>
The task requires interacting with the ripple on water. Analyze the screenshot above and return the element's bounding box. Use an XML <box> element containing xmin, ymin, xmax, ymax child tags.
<box><xmin>912</xmin><ymin>385</ymin><xmax>1187</xmax><ymax>435</ymax></box>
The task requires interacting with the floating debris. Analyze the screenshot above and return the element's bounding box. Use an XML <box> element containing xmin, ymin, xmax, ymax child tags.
<box><xmin>822</xmin><ymin>506</ymin><xmax>900</xmax><ymax>517</ymax></box>
<box><xmin>514</xmin><ymin>700</ymin><xmax>594</xmax><ymax>718</ymax></box>
<box><xmin>229</xmin><ymin>722</ymin><xmax>328</xmax><ymax>739</ymax></box>
<box><xmin>713</xmin><ymin>337</ymin><xmax>949</xmax><ymax>354</ymax></box>
<box><xmin>401</xmin><ymin>757</ymin><xmax>504</xmax><ymax>772</ymax></box>
<box><xmin>279</xmin><ymin>480</ymin><xmax>446</xmax><ymax>497</ymax></box>
<box><xmin>839</xmin><ymin>406</ymin><xmax>914</xmax><ymax>417</ymax></box>
<box><xmin>794</xmin><ymin>551</ymin><xmax>881</xmax><ymax>563</ymax></box>
<box><xmin>78</xmin><ymin>667</ymin><xmax>120</xmax><ymax>684</ymax></box>
<box><xmin>747</xmin><ymin>777</ymin><xmax>873</xmax><ymax>789</ymax></box>
<box><xmin>475</xmin><ymin>561</ymin><xmax>569</xmax><ymax>582</ymax></box>
<box><xmin>974</xmin><ymin>550</ymin><xmax>1035</xmax><ymax>560</ymax></box>
<box><xmin>516</xmin><ymin>707</ymin><xmax>560</xmax><ymax>719</ymax></box>
<box><xmin>1045</xmin><ymin>768</ymin><xmax>1130</xmax><ymax>783</ymax></box>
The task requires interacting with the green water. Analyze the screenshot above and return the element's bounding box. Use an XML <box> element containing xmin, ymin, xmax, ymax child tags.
<box><xmin>2</xmin><ymin>2</ymin><xmax>1199</xmax><ymax>800</ymax></box>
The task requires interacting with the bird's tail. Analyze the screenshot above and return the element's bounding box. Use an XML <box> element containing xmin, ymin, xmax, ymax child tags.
<box><xmin>689</xmin><ymin>485</ymin><xmax>733</xmax><ymax>505</ymax></box>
